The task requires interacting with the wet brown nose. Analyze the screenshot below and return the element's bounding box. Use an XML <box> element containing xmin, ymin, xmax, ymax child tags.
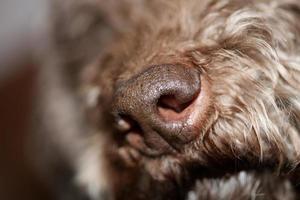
<box><xmin>112</xmin><ymin>64</ymin><xmax>202</xmax><ymax>154</ymax></box>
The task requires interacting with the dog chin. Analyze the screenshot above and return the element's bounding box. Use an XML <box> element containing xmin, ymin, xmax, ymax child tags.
<box><xmin>187</xmin><ymin>171</ymin><xmax>295</xmax><ymax>200</ymax></box>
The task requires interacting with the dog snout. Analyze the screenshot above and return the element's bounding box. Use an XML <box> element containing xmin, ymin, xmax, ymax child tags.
<box><xmin>112</xmin><ymin>64</ymin><xmax>209</xmax><ymax>154</ymax></box>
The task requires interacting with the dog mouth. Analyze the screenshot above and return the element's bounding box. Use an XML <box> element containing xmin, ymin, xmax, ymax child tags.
<box><xmin>124</xmin><ymin>132</ymin><xmax>175</xmax><ymax>157</ymax></box>
<box><xmin>115</xmin><ymin>145</ymin><xmax>298</xmax><ymax>200</ymax></box>
<box><xmin>111</xmin><ymin>123</ymin><xmax>300</xmax><ymax>200</ymax></box>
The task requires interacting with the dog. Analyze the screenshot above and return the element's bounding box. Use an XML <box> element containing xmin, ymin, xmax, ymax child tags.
<box><xmin>32</xmin><ymin>0</ymin><xmax>300</xmax><ymax>199</ymax></box>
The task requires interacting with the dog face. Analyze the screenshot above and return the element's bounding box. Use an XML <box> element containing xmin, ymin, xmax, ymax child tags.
<box><xmin>79</xmin><ymin>0</ymin><xmax>300</xmax><ymax>197</ymax></box>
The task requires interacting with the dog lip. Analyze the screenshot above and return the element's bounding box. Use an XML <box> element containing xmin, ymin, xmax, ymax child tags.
<box><xmin>125</xmin><ymin>132</ymin><xmax>175</xmax><ymax>157</ymax></box>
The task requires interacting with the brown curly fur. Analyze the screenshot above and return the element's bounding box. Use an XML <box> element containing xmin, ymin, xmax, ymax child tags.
<box><xmin>33</xmin><ymin>0</ymin><xmax>300</xmax><ymax>199</ymax></box>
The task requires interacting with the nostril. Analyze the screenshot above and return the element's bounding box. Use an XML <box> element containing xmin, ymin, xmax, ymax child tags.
<box><xmin>157</xmin><ymin>89</ymin><xmax>200</xmax><ymax>122</ymax></box>
<box><xmin>157</xmin><ymin>94</ymin><xmax>195</xmax><ymax>113</ymax></box>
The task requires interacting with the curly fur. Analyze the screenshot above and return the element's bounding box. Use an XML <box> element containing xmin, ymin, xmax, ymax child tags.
<box><xmin>34</xmin><ymin>0</ymin><xmax>300</xmax><ymax>199</ymax></box>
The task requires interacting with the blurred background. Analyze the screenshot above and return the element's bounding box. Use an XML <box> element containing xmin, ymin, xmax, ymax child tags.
<box><xmin>0</xmin><ymin>0</ymin><xmax>112</xmax><ymax>199</ymax></box>
<box><xmin>0</xmin><ymin>0</ymin><xmax>51</xmax><ymax>199</ymax></box>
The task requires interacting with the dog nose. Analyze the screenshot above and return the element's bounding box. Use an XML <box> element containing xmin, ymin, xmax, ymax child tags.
<box><xmin>112</xmin><ymin>64</ymin><xmax>202</xmax><ymax>153</ymax></box>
